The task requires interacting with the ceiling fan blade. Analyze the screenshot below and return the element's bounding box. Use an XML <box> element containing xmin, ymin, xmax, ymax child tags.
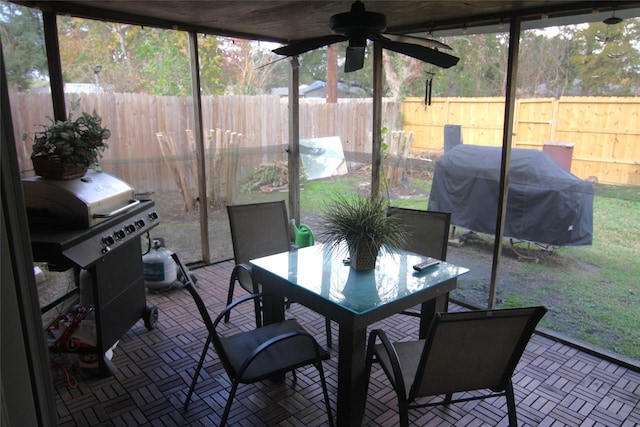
<box><xmin>345</xmin><ymin>46</ymin><xmax>365</xmax><ymax>72</ymax></box>
<box><xmin>378</xmin><ymin>39</ymin><xmax>459</xmax><ymax>69</ymax></box>
<box><xmin>273</xmin><ymin>35</ymin><xmax>347</xmax><ymax>56</ymax></box>
<box><xmin>381</xmin><ymin>34</ymin><xmax>452</xmax><ymax>51</ymax></box>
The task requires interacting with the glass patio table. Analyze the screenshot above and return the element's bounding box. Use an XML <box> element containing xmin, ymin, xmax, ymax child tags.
<box><xmin>251</xmin><ymin>243</ymin><xmax>469</xmax><ymax>427</ymax></box>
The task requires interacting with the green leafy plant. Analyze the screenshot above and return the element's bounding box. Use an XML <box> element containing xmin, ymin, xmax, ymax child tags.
<box><xmin>27</xmin><ymin>100</ymin><xmax>110</xmax><ymax>168</ymax></box>
<box><xmin>318</xmin><ymin>193</ymin><xmax>407</xmax><ymax>269</ymax></box>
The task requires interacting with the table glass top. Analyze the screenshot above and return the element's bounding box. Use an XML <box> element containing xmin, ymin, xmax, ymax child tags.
<box><xmin>250</xmin><ymin>243</ymin><xmax>469</xmax><ymax>315</ymax></box>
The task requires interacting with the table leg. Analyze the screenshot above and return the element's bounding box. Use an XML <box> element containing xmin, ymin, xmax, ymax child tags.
<box><xmin>336</xmin><ymin>324</ymin><xmax>367</xmax><ymax>426</ymax></box>
<box><xmin>419</xmin><ymin>293</ymin><xmax>449</xmax><ymax>339</ymax></box>
<box><xmin>260</xmin><ymin>290</ymin><xmax>288</xmax><ymax>382</ymax></box>
<box><xmin>261</xmin><ymin>292</ymin><xmax>285</xmax><ymax>324</ymax></box>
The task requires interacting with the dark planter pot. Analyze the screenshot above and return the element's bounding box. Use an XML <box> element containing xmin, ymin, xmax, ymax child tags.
<box><xmin>32</xmin><ymin>157</ymin><xmax>89</xmax><ymax>180</ymax></box>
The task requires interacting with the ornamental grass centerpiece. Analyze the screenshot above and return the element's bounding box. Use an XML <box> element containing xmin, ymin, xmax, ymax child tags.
<box><xmin>27</xmin><ymin>101</ymin><xmax>110</xmax><ymax>180</ymax></box>
<box><xmin>319</xmin><ymin>194</ymin><xmax>407</xmax><ymax>270</ymax></box>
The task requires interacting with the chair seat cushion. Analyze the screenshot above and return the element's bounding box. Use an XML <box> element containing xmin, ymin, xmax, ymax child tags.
<box><xmin>221</xmin><ymin>319</ymin><xmax>329</xmax><ymax>382</ymax></box>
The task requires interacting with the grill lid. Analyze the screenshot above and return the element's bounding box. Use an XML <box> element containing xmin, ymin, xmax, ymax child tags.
<box><xmin>23</xmin><ymin>170</ymin><xmax>136</xmax><ymax>229</ymax></box>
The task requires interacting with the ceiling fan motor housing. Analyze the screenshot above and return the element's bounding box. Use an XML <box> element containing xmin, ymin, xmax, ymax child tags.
<box><xmin>330</xmin><ymin>0</ymin><xmax>386</xmax><ymax>43</ymax></box>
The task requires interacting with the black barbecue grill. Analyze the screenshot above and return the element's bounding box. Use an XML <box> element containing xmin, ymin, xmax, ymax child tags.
<box><xmin>23</xmin><ymin>170</ymin><xmax>160</xmax><ymax>376</ymax></box>
<box><xmin>428</xmin><ymin>145</ymin><xmax>594</xmax><ymax>247</ymax></box>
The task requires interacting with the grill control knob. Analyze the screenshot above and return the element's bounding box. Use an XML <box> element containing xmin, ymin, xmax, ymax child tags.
<box><xmin>102</xmin><ymin>235</ymin><xmax>115</xmax><ymax>246</ymax></box>
<box><xmin>148</xmin><ymin>211</ymin><xmax>159</xmax><ymax>221</ymax></box>
<box><xmin>135</xmin><ymin>219</ymin><xmax>145</xmax><ymax>228</ymax></box>
<box><xmin>125</xmin><ymin>224</ymin><xmax>136</xmax><ymax>234</ymax></box>
<box><xmin>114</xmin><ymin>229</ymin><xmax>126</xmax><ymax>240</ymax></box>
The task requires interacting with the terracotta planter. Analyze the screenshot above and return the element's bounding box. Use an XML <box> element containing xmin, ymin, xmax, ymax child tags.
<box><xmin>32</xmin><ymin>157</ymin><xmax>89</xmax><ymax>180</ymax></box>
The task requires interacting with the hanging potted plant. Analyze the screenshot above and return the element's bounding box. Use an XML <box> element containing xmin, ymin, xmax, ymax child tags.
<box><xmin>319</xmin><ymin>194</ymin><xmax>407</xmax><ymax>270</ymax></box>
<box><xmin>26</xmin><ymin>100</ymin><xmax>110</xmax><ymax>180</ymax></box>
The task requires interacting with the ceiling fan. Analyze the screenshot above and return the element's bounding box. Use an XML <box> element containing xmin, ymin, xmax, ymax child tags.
<box><xmin>272</xmin><ymin>0</ymin><xmax>460</xmax><ymax>72</ymax></box>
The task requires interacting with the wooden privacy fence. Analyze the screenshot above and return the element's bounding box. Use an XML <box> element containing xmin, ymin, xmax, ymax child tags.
<box><xmin>10</xmin><ymin>92</ymin><xmax>639</xmax><ymax>191</ymax></box>
<box><xmin>11</xmin><ymin>92</ymin><xmax>402</xmax><ymax>194</ymax></box>
<box><xmin>403</xmin><ymin>96</ymin><xmax>640</xmax><ymax>186</ymax></box>
<box><xmin>154</xmin><ymin>129</ymin><xmax>241</xmax><ymax>211</ymax></box>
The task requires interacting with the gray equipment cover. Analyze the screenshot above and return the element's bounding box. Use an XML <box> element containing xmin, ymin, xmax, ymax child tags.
<box><xmin>428</xmin><ymin>145</ymin><xmax>593</xmax><ymax>246</ymax></box>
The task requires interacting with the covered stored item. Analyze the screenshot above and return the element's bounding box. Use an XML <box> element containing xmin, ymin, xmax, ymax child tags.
<box><xmin>428</xmin><ymin>145</ymin><xmax>593</xmax><ymax>246</ymax></box>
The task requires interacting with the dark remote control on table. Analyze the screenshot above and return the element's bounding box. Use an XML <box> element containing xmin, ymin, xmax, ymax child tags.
<box><xmin>413</xmin><ymin>258</ymin><xmax>440</xmax><ymax>271</ymax></box>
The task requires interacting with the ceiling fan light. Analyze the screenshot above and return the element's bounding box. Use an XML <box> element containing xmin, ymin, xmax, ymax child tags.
<box><xmin>345</xmin><ymin>46</ymin><xmax>365</xmax><ymax>72</ymax></box>
<box><xmin>603</xmin><ymin>16</ymin><xmax>623</xmax><ymax>25</ymax></box>
<box><xmin>349</xmin><ymin>36</ymin><xmax>367</xmax><ymax>48</ymax></box>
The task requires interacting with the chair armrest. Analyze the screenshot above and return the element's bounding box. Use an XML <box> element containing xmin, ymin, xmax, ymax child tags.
<box><xmin>213</xmin><ymin>292</ymin><xmax>265</xmax><ymax>330</ymax></box>
<box><xmin>367</xmin><ymin>329</ymin><xmax>408</xmax><ymax>399</ymax></box>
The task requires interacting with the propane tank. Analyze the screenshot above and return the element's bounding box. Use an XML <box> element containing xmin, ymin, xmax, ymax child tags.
<box><xmin>142</xmin><ymin>238</ymin><xmax>177</xmax><ymax>290</ymax></box>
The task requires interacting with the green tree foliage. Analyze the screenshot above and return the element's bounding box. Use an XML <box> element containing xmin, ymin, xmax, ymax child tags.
<box><xmin>517</xmin><ymin>31</ymin><xmax>572</xmax><ymax>97</ymax></box>
<box><xmin>57</xmin><ymin>17</ymin><xmax>141</xmax><ymax>91</ymax></box>
<box><xmin>295</xmin><ymin>41</ymin><xmax>374</xmax><ymax>97</ymax></box>
<box><xmin>567</xmin><ymin>20</ymin><xmax>640</xmax><ymax>95</ymax></box>
<box><xmin>298</xmin><ymin>46</ymin><xmax>331</xmax><ymax>84</ymax></box>
<box><xmin>0</xmin><ymin>2</ymin><xmax>47</xmax><ymax>91</ymax></box>
<box><xmin>56</xmin><ymin>18</ymin><xmax>224</xmax><ymax>96</ymax></box>
<box><xmin>369</xmin><ymin>34</ymin><xmax>509</xmax><ymax>100</ymax></box>
<box><xmin>1</xmin><ymin>2</ymin><xmax>638</xmax><ymax>98</ymax></box>
<box><xmin>259</xmin><ymin>49</ymin><xmax>290</xmax><ymax>92</ymax></box>
<box><xmin>217</xmin><ymin>38</ymin><xmax>279</xmax><ymax>95</ymax></box>
<box><xmin>382</xmin><ymin>50</ymin><xmax>428</xmax><ymax>100</ymax></box>
<box><xmin>432</xmin><ymin>34</ymin><xmax>508</xmax><ymax>97</ymax></box>
<box><xmin>1</xmin><ymin>5</ymin><xmax>225</xmax><ymax>96</ymax></box>
<box><xmin>135</xmin><ymin>28</ymin><xmax>191</xmax><ymax>95</ymax></box>
<box><xmin>383</xmin><ymin>21</ymin><xmax>639</xmax><ymax>99</ymax></box>
<box><xmin>198</xmin><ymin>35</ymin><xmax>225</xmax><ymax>95</ymax></box>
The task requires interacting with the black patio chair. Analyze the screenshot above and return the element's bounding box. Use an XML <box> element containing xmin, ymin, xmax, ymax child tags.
<box><xmin>225</xmin><ymin>201</ymin><xmax>292</xmax><ymax>327</ymax></box>
<box><xmin>387</xmin><ymin>207</ymin><xmax>451</xmax><ymax>317</ymax></box>
<box><xmin>174</xmin><ymin>253</ymin><xmax>334</xmax><ymax>427</ymax></box>
<box><xmin>365</xmin><ymin>306</ymin><xmax>547</xmax><ymax>427</ymax></box>
<box><xmin>226</xmin><ymin>201</ymin><xmax>333</xmax><ymax>345</ymax></box>
<box><xmin>387</xmin><ymin>206</ymin><xmax>451</xmax><ymax>261</ymax></box>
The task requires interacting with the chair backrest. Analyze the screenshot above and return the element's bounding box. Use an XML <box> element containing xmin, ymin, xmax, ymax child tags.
<box><xmin>172</xmin><ymin>252</ymin><xmax>242</xmax><ymax>378</ymax></box>
<box><xmin>411</xmin><ymin>306</ymin><xmax>547</xmax><ymax>399</ymax></box>
<box><xmin>387</xmin><ymin>207</ymin><xmax>451</xmax><ymax>260</ymax></box>
<box><xmin>171</xmin><ymin>253</ymin><xmax>215</xmax><ymax>335</ymax></box>
<box><xmin>227</xmin><ymin>201</ymin><xmax>292</xmax><ymax>265</ymax></box>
